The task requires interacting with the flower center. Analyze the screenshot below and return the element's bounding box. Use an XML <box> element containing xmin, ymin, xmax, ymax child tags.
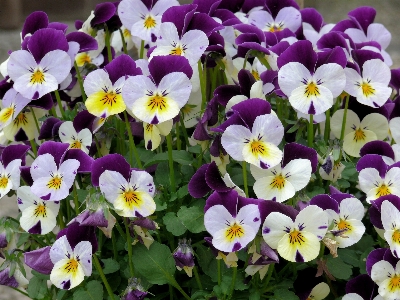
<box><xmin>225</xmin><ymin>222</ymin><xmax>245</xmax><ymax>241</ymax></box>
<box><xmin>0</xmin><ymin>107</ymin><xmax>14</xmax><ymax>123</ymax></box>
<box><xmin>389</xmin><ymin>275</ymin><xmax>400</xmax><ymax>291</ymax></box>
<box><xmin>353</xmin><ymin>128</ymin><xmax>366</xmax><ymax>142</ymax></box>
<box><xmin>392</xmin><ymin>230</ymin><xmax>400</xmax><ymax>244</ymax></box>
<box><xmin>101</xmin><ymin>91</ymin><xmax>119</xmax><ymax>107</ymax></box>
<box><xmin>122</xmin><ymin>189</ymin><xmax>142</xmax><ymax>208</ymax></box>
<box><xmin>75</xmin><ymin>53</ymin><xmax>92</xmax><ymax>67</ymax></box>
<box><xmin>30</xmin><ymin>69</ymin><xmax>45</xmax><ymax>85</ymax></box>
<box><xmin>170</xmin><ymin>45</ymin><xmax>184</xmax><ymax>56</ymax></box>
<box><xmin>144</xmin><ymin>15</ymin><xmax>156</xmax><ymax>29</ymax></box>
<box><xmin>336</xmin><ymin>219</ymin><xmax>352</xmax><ymax>232</ymax></box>
<box><xmin>47</xmin><ymin>175</ymin><xmax>62</xmax><ymax>190</ymax></box>
<box><xmin>376</xmin><ymin>184</ymin><xmax>391</xmax><ymax>197</ymax></box>
<box><xmin>251</xmin><ymin>70</ymin><xmax>260</xmax><ymax>81</ymax></box>
<box><xmin>148</xmin><ymin>94</ymin><xmax>167</xmax><ymax>111</ymax></box>
<box><xmin>304</xmin><ymin>81</ymin><xmax>320</xmax><ymax>97</ymax></box>
<box><xmin>361</xmin><ymin>82</ymin><xmax>375</xmax><ymax>97</ymax></box>
<box><xmin>289</xmin><ymin>230</ymin><xmax>305</xmax><ymax>245</ymax></box>
<box><xmin>270</xmin><ymin>174</ymin><xmax>285</xmax><ymax>189</ymax></box>
<box><xmin>64</xmin><ymin>258</ymin><xmax>79</xmax><ymax>274</ymax></box>
<box><xmin>123</xmin><ymin>28</ymin><xmax>131</xmax><ymax>38</ymax></box>
<box><xmin>34</xmin><ymin>204</ymin><xmax>47</xmax><ymax>217</ymax></box>
<box><xmin>13</xmin><ymin>113</ymin><xmax>28</xmax><ymax>126</ymax></box>
<box><xmin>0</xmin><ymin>176</ymin><xmax>8</xmax><ymax>189</ymax></box>
<box><xmin>250</xmin><ymin>140</ymin><xmax>266</xmax><ymax>155</ymax></box>
<box><xmin>70</xmin><ymin>140</ymin><xmax>82</xmax><ymax>149</ymax></box>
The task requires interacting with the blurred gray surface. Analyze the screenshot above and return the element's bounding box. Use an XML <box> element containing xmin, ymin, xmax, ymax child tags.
<box><xmin>0</xmin><ymin>0</ymin><xmax>399</xmax><ymax>299</ymax></box>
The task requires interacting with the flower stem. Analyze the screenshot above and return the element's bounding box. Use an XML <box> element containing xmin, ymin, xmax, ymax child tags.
<box><xmin>29</xmin><ymin>139</ymin><xmax>37</xmax><ymax>157</ymax></box>
<box><xmin>193</xmin><ymin>266</ymin><xmax>203</xmax><ymax>290</ymax></box>
<box><xmin>308</xmin><ymin>114</ymin><xmax>314</xmax><ymax>147</ymax></box>
<box><xmin>54</xmin><ymin>90</ymin><xmax>66</xmax><ymax>119</ymax></box>
<box><xmin>339</xmin><ymin>95</ymin><xmax>350</xmax><ymax>142</ymax></box>
<box><xmin>324</xmin><ymin>109</ymin><xmax>331</xmax><ymax>143</ymax></box>
<box><xmin>124</xmin><ymin>111</ymin><xmax>142</xmax><ymax>168</ymax></box>
<box><xmin>139</xmin><ymin>40</ymin><xmax>145</xmax><ymax>59</ymax></box>
<box><xmin>179</xmin><ymin>112</ymin><xmax>190</xmax><ymax>149</ymax></box>
<box><xmin>217</xmin><ymin>258</ymin><xmax>222</xmax><ymax>285</ymax></box>
<box><xmin>74</xmin><ymin>61</ymin><xmax>86</xmax><ymax>101</ymax></box>
<box><xmin>104</xmin><ymin>24</ymin><xmax>113</xmax><ymax>63</ymax></box>
<box><xmin>124</xmin><ymin>218</ymin><xmax>135</xmax><ymax>277</ymax></box>
<box><xmin>73</xmin><ymin>184</ymin><xmax>80</xmax><ymax>215</ymax></box>
<box><xmin>10</xmin><ymin>287</ymin><xmax>29</xmax><ymax>297</ymax></box>
<box><xmin>93</xmin><ymin>254</ymin><xmax>115</xmax><ymax>300</ymax></box>
<box><xmin>119</xmin><ymin>28</ymin><xmax>128</xmax><ymax>54</ymax></box>
<box><xmin>166</xmin><ymin>133</ymin><xmax>176</xmax><ymax>193</ymax></box>
<box><xmin>31</xmin><ymin>108</ymin><xmax>41</xmax><ymax>136</ymax></box>
<box><xmin>227</xmin><ymin>266</ymin><xmax>237</xmax><ymax>299</ymax></box>
<box><xmin>242</xmin><ymin>161</ymin><xmax>249</xmax><ymax>197</ymax></box>
<box><xmin>198</xmin><ymin>60</ymin><xmax>207</xmax><ymax>111</ymax></box>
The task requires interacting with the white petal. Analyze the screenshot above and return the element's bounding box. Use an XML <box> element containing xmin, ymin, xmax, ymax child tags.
<box><xmin>253</xmin><ymin>176</ymin><xmax>295</xmax><ymax>202</ymax></box>
<box><xmin>50</xmin><ymin>235</ymin><xmax>73</xmax><ymax>264</ymax></box>
<box><xmin>40</xmin><ymin>50</ymin><xmax>71</xmax><ymax>83</ymax></box>
<box><xmin>371</xmin><ymin>260</ymin><xmax>395</xmax><ymax>285</ymax></box>
<box><xmin>361</xmin><ymin>113</ymin><xmax>389</xmax><ymax>140</ymax></box>
<box><xmin>367</xmin><ymin>23</ymin><xmax>391</xmax><ymax>49</ymax></box>
<box><xmin>7</xmin><ymin>50</ymin><xmax>36</xmax><ymax>80</ymax></box>
<box><xmin>343</xmin><ymin>129</ymin><xmax>377</xmax><ymax>157</ymax></box>
<box><xmin>180</xmin><ymin>29</ymin><xmax>209</xmax><ymax>65</ymax></box>
<box><xmin>262</xmin><ymin>211</ymin><xmax>293</xmax><ymax>249</ymax></box>
<box><xmin>31</xmin><ymin>153</ymin><xmax>57</xmax><ymax>180</ymax></box>
<box><xmin>340</xmin><ymin>198</ymin><xmax>365</xmax><ymax>221</ymax></box>
<box><xmin>390</xmin><ymin>118</ymin><xmax>400</xmax><ymax>144</ymax></box>
<box><xmin>289</xmin><ymin>84</ymin><xmax>333</xmax><ymax>115</ymax></box>
<box><xmin>236</xmin><ymin>204</ymin><xmax>261</xmax><ymax>233</ymax></box>
<box><xmin>58</xmin><ymin>121</ymin><xmax>77</xmax><ymax>143</ymax></box>
<box><xmin>73</xmin><ymin>241</ymin><xmax>92</xmax><ymax>276</ymax></box>
<box><xmin>129</xmin><ymin>169</ymin><xmax>155</xmax><ymax>196</ymax></box>
<box><xmin>314</xmin><ymin>63</ymin><xmax>346</xmax><ymax>98</ymax></box>
<box><xmin>58</xmin><ymin>159</ymin><xmax>80</xmax><ymax>187</ymax></box>
<box><xmin>99</xmin><ymin>170</ymin><xmax>128</xmax><ymax>203</ymax></box>
<box><xmin>252</xmin><ymin>114</ymin><xmax>284</xmax><ymax>146</ymax></box>
<box><xmin>83</xmin><ymin>69</ymin><xmax>112</xmax><ymax>97</ymax></box>
<box><xmin>363</xmin><ymin>59</ymin><xmax>391</xmax><ymax>85</ymax></box>
<box><xmin>330</xmin><ymin>109</ymin><xmax>360</xmax><ymax>139</ymax></box>
<box><xmin>278</xmin><ymin>62</ymin><xmax>311</xmax><ymax>97</ymax></box>
<box><xmin>283</xmin><ymin>159</ymin><xmax>311</xmax><ymax>191</ymax></box>
<box><xmin>296</xmin><ymin>205</ymin><xmax>328</xmax><ymax>239</ymax></box>
<box><xmin>204</xmin><ymin>204</ymin><xmax>235</xmax><ymax>236</ymax></box>
<box><xmin>158</xmin><ymin>72</ymin><xmax>192</xmax><ymax>109</ymax></box>
<box><xmin>6</xmin><ymin>158</ymin><xmax>21</xmax><ymax>190</ymax></box>
<box><xmin>221</xmin><ymin>125</ymin><xmax>252</xmax><ymax>161</ymax></box>
<box><xmin>275</xmin><ymin>7</ymin><xmax>301</xmax><ymax>32</ymax></box>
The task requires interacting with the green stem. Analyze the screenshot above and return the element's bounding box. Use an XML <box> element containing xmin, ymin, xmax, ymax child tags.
<box><xmin>119</xmin><ymin>28</ymin><xmax>128</xmax><ymax>54</ymax></box>
<box><xmin>57</xmin><ymin>211</ymin><xmax>65</xmax><ymax>229</ymax></box>
<box><xmin>169</xmin><ymin>285</ymin><xmax>174</xmax><ymax>300</ymax></box>
<box><xmin>74</xmin><ymin>61</ymin><xmax>86</xmax><ymax>101</ymax></box>
<box><xmin>324</xmin><ymin>109</ymin><xmax>331</xmax><ymax>143</ymax></box>
<box><xmin>228</xmin><ymin>266</ymin><xmax>237</xmax><ymax>299</ymax></box>
<box><xmin>308</xmin><ymin>114</ymin><xmax>314</xmax><ymax>147</ymax></box>
<box><xmin>113</xmin><ymin>218</ymin><xmax>126</xmax><ymax>241</ymax></box>
<box><xmin>124</xmin><ymin>218</ymin><xmax>135</xmax><ymax>277</ymax></box>
<box><xmin>256</xmin><ymin>53</ymin><xmax>271</xmax><ymax>69</ymax></box>
<box><xmin>198</xmin><ymin>60</ymin><xmax>207</xmax><ymax>111</ymax></box>
<box><xmin>242</xmin><ymin>161</ymin><xmax>249</xmax><ymax>197</ymax></box>
<box><xmin>29</xmin><ymin>139</ymin><xmax>37</xmax><ymax>157</ymax></box>
<box><xmin>339</xmin><ymin>95</ymin><xmax>350</xmax><ymax>142</ymax></box>
<box><xmin>104</xmin><ymin>24</ymin><xmax>113</xmax><ymax>63</ymax></box>
<box><xmin>217</xmin><ymin>258</ymin><xmax>222</xmax><ymax>286</ymax></box>
<box><xmin>193</xmin><ymin>266</ymin><xmax>203</xmax><ymax>290</ymax></box>
<box><xmin>54</xmin><ymin>90</ymin><xmax>66</xmax><ymax>119</ymax></box>
<box><xmin>139</xmin><ymin>40</ymin><xmax>145</xmax><ymax>59</ymax></box>
<box><xmin>124</xmin><ymin>111</ymin><xmax>142</xmax><ymax>168</ymax></box>
<box><xmin>176</xmin><ymin>122</ymin><xmax>181</xmax><ymax>150</ymax></box>
<box><xmin>179</xmin><ymin>112</ymin><xmax>190</xmax><ymax>149</ymax></box>
<box><xmin>243</xmin><ymin>50</ymin><xmax>252</xmax><ymax>70</ymax></box>
<box><xmin>31</xmin><ymin>108</ymin><xmax>41</xmax><ymax>136</ymax></box>
<box><xmin>93</xmin><ymin>255</ymin><xmax>115</xmax><ymax>300</ymax></box>
<box><xmin>166</xmin><ymin>133</ymin><xmax>176</xmax><ymax>193</ymax></box>
<box><xmin>262</xmin><ymin>264</ymin><xmax>274</xmax><ymax>290</ymax></box>
<box><xmin>73</xmin><ymin>184</ymin><xmax>80</xmax><ymax>215</ymax></box>
<box><xmin>10</xmin><ymin>287</ymin><xmax>29</xmax><ymax>297</ymax></box>
<box><xmin>169</xmin><ymin>279</ymin><xmax>191</xmax><ymax>300</ymax></box>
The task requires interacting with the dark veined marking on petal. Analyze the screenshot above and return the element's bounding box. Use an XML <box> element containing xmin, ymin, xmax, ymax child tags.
<box><xmin>304</xmin><ymin>82</ymin><xmax>320</xmax><ymax>98</ymax></box>
<box><xmin>232</xmin><ymin>242</ymin><xmax>242</xmax><ymax>252</ymax></box>
<box><xmin>30</xmin><ymin>69</ymin><xmax>45</xmax><ymax>84</ymax></box>
<box><xmin>64</xmin><ymin>258</ymin><xmax>79</xmax><ymax>274</ymax></box>
<box><xmin>270</xmin><ymin>174</ymin><xmax>285</xmax><ymax>189</ymax></box>
<box><xmin>13</xmin><ymin>113</ymin><xmax>29</xmax><ymax>127</ymax></box>
<box><xmin>295</xmin><ymin>250</ymin><xmax>304</xmax><ymax>262</ymax></box>
<box><xmin>148</xmin><ymin>94</ymin><xmax>167</xmax><ymax>112</ymax></box>
<box><xmin>47</xmin><ymin>175</ymin><xmax>63</xmax><ymax>190</ymax></box>
<box><xmin>34</xmin><ymin>203</ymin><xmax>47</xmax><ymax>218</ymax></box>
<box><xmin>388</xmin><ymin>275</ymin><xmax>400</xmax><ymax>291</ymax></box>
<box><xmin>353</xmin><ymin>128</ymin><xmax>366</xmax><ymax>142</ymax></box>
<box><xmin>225</xmin><ymin>222</ymin><xmax>245</xmax><ymax>241</ymax></box>
<box><xmin>289</xmin><ymin>230</ymin><xmax>305</xmax><ymax>245</ymax></box>
<box><xmin>392</xmin><ymin>230</ymin><xmax>400</xmax><ymax>244</ymax></box>
<box><xmin>376</xmin><ymin>184</ymin><xmax>391</xmax><ymax>197</ymax></box>
<box><xmin>143</xmin><ymin>15</ymin><xmax>156</xmax><ymax>29</ymax></box>
<box><xmin>28</xmin><ymin>221</ymin><xmax>42</xmax><ymax>234</ymax></box>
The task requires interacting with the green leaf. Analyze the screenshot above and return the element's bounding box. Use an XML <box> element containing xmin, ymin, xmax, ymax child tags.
<box><xmin>338</xmin><ymin>249</ymin><xmax>360</xmax><ymax>267</ymax></box>
<box><xmin>154</xmin><ymin>194</ymin><xmax>167</xmax><ymax>211</ymax></box>
<box><xmin>195</xmin><ymin>244</ymin><xmax>218</xmax><ymax>282</ymax></box>
<box><xmin>155</xmin><ymin>162</ymin><xmax>170</xmax><ymax>186</ymax></box>
<box><xmin>306</xmin><ymin>186</ymin><xmax>325</xmax><ymax>199</ymax></box>
<box><xmin>143</xmin><ymin>150</ymin><xmax>194</xmax><ymax>167</ymax></box>
<box><xmin>326</xmin><ymin>256</ymin><xmax>352</xmax><ymax>280</ymax></box>
<box><xmin>272</xmin><ymin>289</ymin><xmax>299</xmax><ymax>300</ymax></box>
<box><xmin>131</xmin><ymin>242</ymin><xmax>176</xmax><ymax>285</ymax></box>
<box><xmin>177</xmin><ymin>185</ymin><xmax>189</xmax><ymax>199</ymax></box>
<box><xmin>27</xmin><ymin>276</ymin><xmax>48</xmax><ymax>299</ymax></box>
<box><xmin>101</xmin><ymin>258</ymin><xmax>120</xmax><ymax>274</ymax></box>
<box><xmin>31</xmin><ymin>270</ymin><xmax>50</xmax><ymax>280</ymax></box>
<box><xmin>73</xmin><ymin>280</ymin><xmax>103</xmax><ymax>300</ymax></box>
<box><xmin>177</xmin><ymin>205</ymin><xmax>206</xmax><ymax>233</ymax></box>
<box><xmin>163</xmin><ymin>212</ymin><xmax>187</xmax><ymax>236</ymax></box>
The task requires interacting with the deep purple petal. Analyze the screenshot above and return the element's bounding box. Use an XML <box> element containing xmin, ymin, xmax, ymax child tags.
<box><xmin>91</xmin><ymin>2</ymin><xmax>116</xmax><ymax>26</ymax></box>
<box><xmin>348</xmin><ymin>6</ymin><xmax>376</xmax><ymax>33</ymax></box>
<box><xmin>104</xmin><ymin>54</ymin><xmax>142</xmax><ymax>84</ymax></box>
<box><xmin>63</xmin><ymin>149</ymin><xmax>93</xmax><ymax>173</ymax></box>
<box><xmin>161</xmin><ymin>4</ymin><xmax>197</xmax><ymax>37</ymax></box>
<box><xmin>366</xmin><ymin>248</ymin><xmax>388</xmax><ymax>276</ymax></box>
<box><xmin>316</xmin><ymin>47</ymin><xmax>347</xmax><ymax>69</ymax></box>
<box><xmin>258</xmin><ymin>200</ymin><xmax>298</xmax><ymax>223</ymax></box>
<box><xmin>213</xmin><ymin>85</ymin><xmax>241</xmax><ymax>107</ymax></box>
<box><xmin>66</xmin><ymin>32</ymin><xmax>98</xmax><ymax>52</ymax></box>
<box><xmin>37</xmin><ymin>141</ymin><xmax>69</xmax><ymax>167</ymax></box>
<box><xmin>356</xmin><ymin>154</ymin><xmax>388</xmax><ymax>177</ymax></box>
<box><xmin>27</xmin><ymin>28</ymin><xmax>69</xmax><ymax>62</ymax></box>
<box><xmin>345</xmin><ymin>274</ymin><xmax>377</xmax><ymax>299</ymax></box>
<box><xmin>73</xmin><ymin>110</ymin><xmax>96</xmax><ymax>133</ymax></box>
<box><xmin>301</xmin><ymin>8</ymin><xmax>323</xmax><ymax>32</ymax></box>
<box><xmin>282</xmin><ymin>143</ymin><xmax>318</xmax><ymax>173</ymax></box>
<box><xmin>24</xmin><ymin>246</ymin><xmax>53</xmax><ymax>275</ymax></box>
<box><xmin>309</xmin><ymin>194</ymin><xmax>339</xmax><ymax>213</ymax></box>
<box><xmin>188</xmin><ymin>164</ymin><xmax>211</xmax><ymax>198</ymax></box>
<box><xmin>21</xmin><ymin>11</ymin><xmax>49</xmax><ymax>39</ymax></box>
<box><xmin>79</xmin><ymin>209</ymin><xmax>108</xmax><ymax>227</ymax></box>
<box><xmin>238</xmin><ymin>69</ymin><xmax>256</xmax><ymax>97</ymax></box>
<box><xmin>38</xmin><ymin>117</ymin><xmax>62</xmax><ymax>140</ymax></box>
<box><xmin>204</xmin><ymin>190</ymin><xmax>239</xmax><ymax>216</ymax></box>
<box><xmin>231</xmin><ymin>98</ymin><xmax>272</xmax><ymax>129</ymax></box>
<box><xmin>360</xmin><ymin>141</ymin><xmax>395</xmax><ymax>160</ymax></box>
<box><xmin>91</xmin><ymin>154</ymin><xmax>131</xmax><ymax>186</ymax></box>
<box><xmin>277</xmin><ymin>40</ymin><xmax>317</xmax><ymax>72</ymax></box>
<box><xmin>20</xmin><ymin>166</ymin><xmax>33</xmax><ymax>186</ymax></box>
<box><xmin>205</xmin><ymin>161</ymin><xmax>231</xmax><ymax>193</ymax></box>
<box><xmin>265</xmin><ymin>0</ymin><xmax>299</xmax><ymax>18</ymax></box>
<box><xmin>0</xmin><ymin>268</ymin><xmax>18</xmax><ymax>288</ymax></box>
<box><xmin>149</xmin><ymin>56</ymin><xmax>193</xmax><ymax>86</ymax></box>
<box><xmin>1</xmin><ymin>144</ymin><xmax>30</xmax><ymax>167</ymax></box>
<box><xmin>193</xmin><ymin>0</ymin><xmax>222</xmax><ymax>14</ymax></box>
<box><xmin>29</xmin><ymin>93</ymin><xmax>55</xmax><ymax>110</ymax></box>
<box><xmin>187</xmin><ymin>13</ymin><xmax>224</xmax><ymax>37</ymax></box>
<box><xmin>57</xmin><ymin>222</ymin><xmax>98</xmax><ymax>253</ymax></box>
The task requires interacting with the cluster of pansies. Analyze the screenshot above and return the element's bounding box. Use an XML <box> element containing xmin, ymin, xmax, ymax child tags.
<box><xmin>0</xmin><ymin>0</ymin><xmax>399</xmax><ymax>299</ymax></box>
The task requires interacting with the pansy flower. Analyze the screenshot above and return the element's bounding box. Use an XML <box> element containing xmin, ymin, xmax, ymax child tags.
<box><xmin>94</xmin><ymin>154</ymin><xmax>156</xmax><ymax>217</ymax></box>
<box><xmin>3</xmin><ymin>107</ymin><xmax>45</xmax><ymax>142</ymax></box>
<box><xmin>331</xmin><ymin>109</ymin><xmax>389</xmax><ymax>157</ymax></box>
<box><xmin>31</xmin><ymin>152</ymin><xmax>80</xmax><ymax>201</ymax></box>
<box><xmin>143</xmin><ymin>119</ymin><xmax>173</xmax><ymax>150</ymax></box>
<box><xmin>371</xmin><ymin>258</ymin><xmax>400</xmax><ymax>300</ymax></box>
<box><xmin>17</xmin><ymin>186</ymin><xmax>60</xmax><ymax>235</ymax></box>
<box><xmin>0</xmin><ymin>88</ymin><xmax>30</xmax><ymax>130</ymax></box>
<box><xmin>122</xmin><ymin>56</ymin><xmax>192</xmax><ymax>124</ymax></box>
<box><xmin>204</xmin><ymin>190</ymin><xmax>261</xmax><ymax>252</ymax></box>
<box><xmin>58</xmin><ymin>121</ymin><xmax>92</xmax><ymax>154</ymax></box>
<box><xmin>50</xmin><ymin>235</ymin><xmax>92</xmax><ymax>290</ymax></box>
<box><xmin>344</xmin><ymin>59</ymin><xmax>391</xmax><ymax>108</ymax></box>
<box><xmin>262</xmin><ymin>205</ymin><xmax>328</xmax><ymax>262</ymax></box>
<box><xmin>7</xmin><ymin>28</ymin><xmax>71</xmax><ymax>100</ymax></box>
<box><xmin>278</xmin><ymin>40</ymin><xmax>346</xmax><ymax>115</ymax></box>
<box><xmin>380</xmin><ymin>200</ymin><xmax>400</xmax><ymax>258</ymax></box>
<box><xmin>84</xmin><ymin>54</ymin><xmax>142</xmax><ymax>118</ymax></box>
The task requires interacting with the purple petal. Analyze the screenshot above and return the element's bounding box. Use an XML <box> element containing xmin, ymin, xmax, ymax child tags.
<box><xmin>258</xmin><ymin>200</ymin><xmax>298</xmax><ymax>223</ymax></box>
<box><xmin>205</xmin><ymin>161</ymin><xmax>231</xmax><ymax>193</ymax></box>
<box><xmin>104</xmin><ymin>54</ymin><xmax>142</xmax><ymax>84</ymax></box>
<box><xmin>27</xmin><ymin>28</ymin><xmax>69</xmax><ymax>63</ymax></box>
<box><xmin>1</xmin><ymin>144</ymin><xmax>30</xmax><ymax>167</ymax></box>
<box><xmin>187</xmin><ymin>13</ymin><xmax>224</xmax><ymax>37</ymax></box>
<box><xmin>366</xmin><ymin>248</ymin><xmax>388</xmax><ymax>276</ymax></box>
<box><xmin>91</xmin><ymin>154</ymin><xmax>131</xmax><ymax>186</ymax></box>
<box><xmin>213</xmin><ymin>85</ymin><xmax>241</xmax><ymax>107</ymax></box>
<box><xmin>28</xmin><ymin>221</ymin><xmax>42</xmax><ymax>234</ymax></box>
<box><xmin>282</xmin><ymin>143</ymin><xmax>318</xmax><ymax>173</ymax></box>
<box><xmin>238</xmin><ymin>69</ymin><xmax>256</xmax><ymax>97</ymax></box>
<box><xmin>277</xmin><ymin>40</ymin><xmax>317</xmax><ymax>72</ymax></box>
<box><xmin>131</xmin><ymin>217</ymin><xmax>158</xmax><ymax>230</ymax></box>
<box><xmin>161</xmin><ymin>4</ymin><xmax>197</xmax><ymax>37</ymax></box>
<box><xmin>20</xmin><ymin>166</ymin><xmax>33</xmax><ymax>186</ymax></box>
<box><xmin>369</xmin><ymin>205</ymin><xmax>382</xmax><ymax>229</ymax></box>
<box><xmin>188</xmin><ymin>164</ymin><xmax>211</xmax><ymax>198</ymax></box>
<box><xmin>48</xmin><ymin>22</ymin><xmax>68</xmax><ymax>33</ymax></box>
<box><xmin>0</xmin><ymin>268</ymin><xmax>18</xmax><ymax>288</ymax></box>
<box><xmin>231</xmin><ymin>98</ymin><xmax>272</xmax><ymax>129</ymax></box>
<box><xmin>79</xmin><ymin>209</ymin><xmax>108</xmax><ymax>227</ymax></box>
<box><xmin>265</xmin><ymin>0</ymin><xmax>299</xmax><ymax>18</ymax></box>
<box><xmin>149</xmin><ymin>56</ymin><xmax>193</xmax><ymax>86</ymax></box>
<box><xmin>73</xmin><ymin>110</ymin><xmax>96</xmax><ymax>133</ymax></box>
<box><xmin>316</xmin><ymin>47</ymin><xmax>347</xmax><ymax>69</ymax></box>
<box><xmin>57</xmin><ymin>222</ymin><xmax>98</xmax><ymax>253</ymax></box>
<box><xmin>360</xmin><ymin>141</ymin><xmax>395</xmax><ymax>160</ymax></box>
<box><xmin>348</xmin><ymin>6</ymin><xmax>376</xmax><ymax>33</ymax></box>
<box><xmin>24</xmin><ymin>246</ymin><xmax>53</xmax><ymax>275</ymax></box>
<box><xmin>301</xmin><ymin>8</ymin><xmax>323</xmax><ymax>31</ymax></box>
<box><xmin>38</xmin><ymin>117</ymin><xmax>62</xmax><ymax>140</ymax></box>
<box><xmin>66</xmin><ymin>32</ymin><xmax>98</xmax><ymax>52</ymax></box>
<box><xmin>204</xmin><ymin>190</ymin><xmax>239</xmax><ymax>216</ymax></box>
<box><xmin>63</xmin><ymin>149</ymin><xmax>93</xmax><ymax>173</ymax></box>
<box><xmin>37</xmin><ymin>141</ymin><xmax>69</xmax><ymax>167</ymax></box>
<box><xmin>21</xmin><ymin>11</ymin><xmax>49</xmax><ymax>39</ymax></box>
<box><xmin>309</xmin><ymin>194</ymin><xmax>339</xmax><ymax>213</ymax></box>
<box><xmin>91</xmin><ymin>2</ymin><xmax>116</xmax><ymax>26</ymax></box>
<box><xmin>345</xmin><ymin>274</ymin><xmax>377</xmax><ymax>299</ymax></box>
<box><xmin>356</xmin><ymin>154</ymin><xmax>388</xmax><ymax>177</ymax></box>
<box><xmin>29</xmin><ymin>93</ymin><xmax>55</xmax><ymax>110</ymax></box>
<box><xmin>193</xmin><ymin>0</ymin><xmax>222</xmax><ymax>14</ymax></box>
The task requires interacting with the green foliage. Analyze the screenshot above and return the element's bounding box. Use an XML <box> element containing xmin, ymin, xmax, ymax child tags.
<box><xmin>73</xmin><ymin>280</ymin><xmax>104</xmax><ymax>300</ymax></box>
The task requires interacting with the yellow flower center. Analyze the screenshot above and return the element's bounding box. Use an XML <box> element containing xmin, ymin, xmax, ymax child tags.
<box><xmin>75</xmin><ymin>53</ymin><xmax>92</xmax><ymax>67</ymax></box>
<box><xmin>47</xmin><ymin>176</ymin><xmax>62</xmax><ymax>190</ymax></box>
<box><xmin>144</xmin><ymin>15</ymin><xmax>156</xmax><ymax>29</ymax></box>
<box><xmin>225</xmin><ymin>222</ymin><xmax>245</xmax><ymax>241</ymax></box>
<box><xmin>34</xmin><ymin>204</ymin><xmax>47</xmax><ymax>217</ymax></box>
<box><xmin>361</xmin><ymin>82</ymin><xmax>375</xmax><ymax>97</ymax></box>
<box><xmin>147</xmin><ymin>94</ymin><xmax>167</xmax><ymax>112</ymax></box>
<box><xmin>270</xmin><ymin>174</ymin><xmax>285</xmax><ymax>189</ymax></box>
<box><xmin>101</xmin><ymin>91</ymin><xmax>119</xmax><ymax>107</ymax></box>
<box><xmin>123</xmin><ymin>28</ymin><xmax>131</xmax><ymax>38</ymax></box>
<box><xmin>30</xmin><ymin>69</ymin><xmax>45</xmax><ymax>85</ymax></box>
<box><xmin>251</xmin><ymin>70</ymin><xmax>260</xmax><ymax>81</ymax></box>
<box><xmin>304</xmin><ymin>81</ymin><xmax>320</xmax><ymax>97</ymax></box>
<box><xmin>64</xmin><ymin>258</ymin><xmax>79</xmax><ymax>274</ymax></box>
<box><xmin>13</xmin><ymin>113</ymin><xmax>28</xmax><ymax>126</ymax></box>
<box><xmin>392</xmin><ymin>230</ymin><xmax>400</xmax><ymax>244</ymax></box>
<box><xmin>376</xmin><ymin>184</ymin><xmax>391</xmax><ymax>197</ymax></box>
<box><xmin>353</xmin><ymin>128</ymin><xmax>366</xmax><ymax>142</ymax></box>
<box><xmin>289</xmin><ymin>230</ymin><xmax>305</xmax><ymax>245</ymax></box>
<box><xmin>122</xmin><ymin>189</ymin><xmax>142</xmax><ymax>208</ymax></box>
<box><xmin>0</xmin><ymin>107</ymin><xmax>14</xmax><ymax>123</ymax></box>
<box><xmin>70</xmin><ymin>140</ymin><xmax>82</xmax><ymax>149</ymax></box>
<box><xmin>0</xmin><ymin>176</ymin><xmax>8</xmax><ymax>189</ymax></box>
<box><xmin>250</xmin><ymin>140</ymin><xmax>266</xmax><ymax>155</ymax></box>
<box><xmin>170</xmin><ymin>45</ymin><xmax>184</xmax><ymax>56</ymax></box>
<box><xmin>389</xmin><ymin>275</ymin><xmax>400</xmax><ymax>291</ymax></box>
<box><xmin>336</xmin><ymin>219</ymin><xmax>352</xmax><ymax>232</ymax></box>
